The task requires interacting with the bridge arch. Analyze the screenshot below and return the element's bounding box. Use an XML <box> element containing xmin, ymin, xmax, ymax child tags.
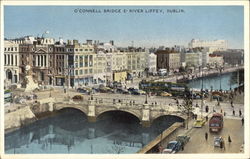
<box><xmin>55</xmin><ymin>105</ymin><xmax>88</xmax><ymax>117</ymax></box>
<box><xmin>96</xmin><ymin>109</ymin><xmax>141</xmax><ymax>122</ymax></box>
<box><xmin>152</xmin><ymin>114</ymin><xmax>185</xmax><ymax>124</ymax></box>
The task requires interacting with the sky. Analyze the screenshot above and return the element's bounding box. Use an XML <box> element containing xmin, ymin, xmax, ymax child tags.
<box><xmin>4</xmin><ymin>6</ymin><xmax>244</xmax><ymax>49</ymax></box>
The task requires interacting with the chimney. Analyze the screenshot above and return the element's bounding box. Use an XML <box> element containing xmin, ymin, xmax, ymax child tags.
<box><xmin>110</xmin><ymin>40</ymin><xmax>114</xmax><ymax>45</ymax></box>
<box><xmin>86</xmin><ymin>40</ymin><xmax>93</xmax><ymax>45</ymax></box>
<box><xmin>73</xmin><ymin>40</ymin><xmax>78</xmax><ymax>45</ymax></box>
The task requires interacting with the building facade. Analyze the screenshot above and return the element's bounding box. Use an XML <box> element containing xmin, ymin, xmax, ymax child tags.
<box><xmin>213</xmin><ymin>50</ymin><xmax>244</xmax><ymax>66</ymax></box>
<box><xmin>208</xmin><ymin>54</ymin><xmax>224</xmax><ymax>67</ymax></box>
<box><xmin>4</xmin><ymin>40</ymin><xmax>20</xmax><ymax>87</ymax></box>
<box><xmin>155</xmin><ymin>50</ymin><xmax>180</xmax><ymax>72</ymax></box>
<box><xmin>185</xmin><ymin>52</ymin><xmax>201</xmax><ymax>68</ymax></box>
<box><xmin>67</xmin><ymin>40</ymin><xmax>95</xmax><ymax>87</ymax></box>
<box><xmin>147</xmin><ymin>53</ymin><xmax>157</xmax><ymax>74</ymax></box>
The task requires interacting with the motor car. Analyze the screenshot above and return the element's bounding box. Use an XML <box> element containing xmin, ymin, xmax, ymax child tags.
<box><xmin>162</xmin><ymin>141</ymin><xmax>183</xmax><ymax>154</ymax></box>
<box><xmin>176</xmin><ymin>135</ymin><xmax>190</xmax><ymax>146</ymax></box>
<box><xmin>128</xmin><ymin>87</ymin><xmax>135</xmax><ymax>92</ymax></box>
<box><xmin>214</xmin><ymin>137</ymin><xmax>223</xmax><ymax>147</ymax></box>
<box><xmin>116</xmin><ymin>88</ymin><xmax>129</xmax><ymax>94</ymax></box>
<box><xmin>77</xmin><ymin>88</ymin><xmax>89</xmax><ymax>94</ymax></box>
<box><xmin>193</xmin><ymin>118</ymin><xmax>206</xmax><ymax>128</ymax></box>
<box><xmin>138</xmin><ymin>90</ymin><xmax>146</xmax><ymax>95</ymax></box>
<box><xmin>160</xmin><ymin>92</ymin><xmax>172</xmax><ymax>97</ymax></box>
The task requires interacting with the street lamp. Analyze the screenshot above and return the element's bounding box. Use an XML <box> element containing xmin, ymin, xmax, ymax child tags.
<box><xmin>219</xmin><ymin>66</ymin><xmax>222</xmax><ymax>92</ymax></box>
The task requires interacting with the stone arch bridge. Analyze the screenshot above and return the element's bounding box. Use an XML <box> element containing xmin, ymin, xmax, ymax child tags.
<box><xmin>37</xmin><ymin>97</ymin><xmax>187</xmax><ymax>127</ymax></box>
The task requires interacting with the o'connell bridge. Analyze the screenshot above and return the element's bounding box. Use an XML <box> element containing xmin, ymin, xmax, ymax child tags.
<box><xmin>33</xmin><ymin>96</ymin><xmax>187</xmax><ymax>127</ymax></box>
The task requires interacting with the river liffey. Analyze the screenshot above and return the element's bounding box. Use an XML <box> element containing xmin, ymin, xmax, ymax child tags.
<box><xmin>5</xmin><ymin>109</ymin><xmax>183</xmax><ymax>154</ymax></box>
<box><xmin>187</xmin><ymin>72</ymin><xmax>241</xmax><ymax>91</ymax></box>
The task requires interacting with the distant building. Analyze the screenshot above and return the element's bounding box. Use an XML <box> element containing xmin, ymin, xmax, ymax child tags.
<box><xmin>213</xmin><ymin>50</ymin><xmax>244</xmax><ymax>66</ymax></box>
<box><xmin>185</xmin><ymin>52</ymin><xmax>201</xmax><ymax>68</ymax></box>
<box><xmin>155</xmin><ymin>49</ymin><xmax>180</xmax><ymax>72</ymax></box>
<box><xmin>188</xmin><ymin>39</ymin><xmax>228</xmax><ymax>52</ymax></box>
<box><xmin>208</xmin><ymin>54</ymin><xmax>224</xmax><ymax>67</ymax></box>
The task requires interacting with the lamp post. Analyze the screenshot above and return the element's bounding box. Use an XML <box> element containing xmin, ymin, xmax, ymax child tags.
<box><xmin>200</xmin><ymin>66</ymin><xmax>204</xmax><ymax>118</ymax></box>
<box><xmin>219</xmin><ymin>66</ymin><xmax>222</xmax><ymax>92</ymax></box>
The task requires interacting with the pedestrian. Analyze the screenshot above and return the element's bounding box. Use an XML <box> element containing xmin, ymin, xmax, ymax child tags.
<box><xmin>222</xmin><ymin>139</ymin><xmax>225</xmax><ymax>150</ymax></box>
<box><xmin>205</xmin><ymin>116</ymin><xmax>208</xmax><ymax>121</ymax></box>
<box><xmin>239</xmin><ymin>109</ymin><xmax>242</xmax><ymax>117</ymax></box>
<box><xmin>230</xmin><ymin>100</ymin><xmax>233</xmax><ymax>107</ymax></box>
<box><xmin>233</xmin><ymin>110</ymin><xmax>235</xmax><ymax>116</ymax></box>
<box><xmin>205</xmin><ymin>132</ymin><xmax>208</xmax><ymax>141</ymax></box>
<box><xmin>205</xmin><ymin>106</ymin><xmax>209</xmax><ymax>113</ymax></box>
<box><xmin>220</xmin><ymin>138</ymin><xmax>223</xmax><ymax>149</ymax></box>
<box><xmin>228</xmin><ymin>135</ymin><xmax>232</xmax><ymax>143</ymax></box>
<box><xmin>241</xmin><ymin>118</ymin><xmax>244</xmax><ymax>126</ymax></box>
<box><xmin>224</xmin><ymin>112</ymin><xmax>226</xmax><ymax>116</ymax></box>
<box><xmin>220</xmin><ymin>109</ymin><xmax>223</xmax><ymax>113</ymax></box>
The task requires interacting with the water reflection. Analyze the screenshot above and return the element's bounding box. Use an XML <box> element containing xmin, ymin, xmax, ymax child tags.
<box><xmin>187</xmin><ymin>72</ymin><xmax>240</xmax><ymax>91</ymax></box>
<box><xmin>5</xmin><ymin>109</ymin><xmax>183</xmax><ymax>154</ymax></box>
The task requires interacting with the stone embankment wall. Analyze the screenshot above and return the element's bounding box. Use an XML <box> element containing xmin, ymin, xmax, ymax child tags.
<box><xmin>137</xmin><ymin>122</ymin><xmax>183</xmax><ymax>154</ymax></box>
<box><xmin>5</xmin><ymin>106</ymin><xmax>37</xmax><ymax>132</ymax></box>
<box><xmin>5</xmin><ymin>98</ymin><xmax>56</xmax><ymax>133</ymax></box>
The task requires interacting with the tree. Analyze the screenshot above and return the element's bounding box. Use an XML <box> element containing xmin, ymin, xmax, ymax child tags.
<box><xmin>177</xmin><ymin>93</ymin><xmax>194</xmax><ymax>129</ymax></box>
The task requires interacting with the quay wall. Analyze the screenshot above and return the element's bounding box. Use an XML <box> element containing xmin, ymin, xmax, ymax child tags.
<box><xmin>5</xmin><ymin>106</ymin><xmax>37</xmax><ymax>132</ymax></box>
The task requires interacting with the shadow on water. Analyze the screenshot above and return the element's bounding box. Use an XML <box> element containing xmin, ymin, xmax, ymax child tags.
<box><xmin>5</xmin><ymin>108</ymin><xmax>183</xmax><ymax>154</ymax></box>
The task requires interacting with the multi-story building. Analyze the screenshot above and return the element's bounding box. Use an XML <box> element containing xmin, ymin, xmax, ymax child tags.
<box><xmin>93</xmin><ymin>52</ymin><xmax>107</xmax><ymax>85</ymax></box>
<box><xmin>213</xmin><ymin>50</ymin><xmax>244</xmax><ymax>66</ymax></box>
<box><xmin>155</xmin><ymin>49</ymin><xmax>180</xmax><ymax>73</ymax></box>
<box><xmin>66</xmin><ymin>40</ymin><xmax>95</xmax><ymax>87</ymax></box>
<box><xmin>188</xmin><ymin>39</ymin><xmax>228</xmax><ymax>52</ymax></box>
<box><xmin>52</xmin><ymin>39</ymin><xmax>67</xmax><ymax>86</ymax></box>
<box><xmin>19</xmin><ymin>36</ymin><xmax>55</xmax><ymax>86</ymax></box>
<box><xmin>185</xmin><ymin>52</ymin><xmax>201</xmax><ymax>68</ymax></box>
<box><xmin>208</xmin><ymin>54</ymin><xmax>224</xmax><ymax>67</ymax></box>
<box><xmin>4</xmin><ymin>40</ymin><xmax>20</xmax><ymax>87</ymax></box>
<box><xmin>126</xmin><ymin>50</ymin><xmax>147</xmax><ymax>77</ymax></box>
<box><xmin>112</xmin><ymin>52</ymin><xmax>127</xmax><ymax>71</ymax></box>
<box><xmin>147</xmin><ymin>53</ymin><xmax>157</xmax><ymax>74</ymax></box>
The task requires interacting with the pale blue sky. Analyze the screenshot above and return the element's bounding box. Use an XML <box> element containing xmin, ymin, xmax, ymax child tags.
<box><xmin>4</xmin><ymin>6</ymin><xmax>244</xmax><ymax>49</ymax></box>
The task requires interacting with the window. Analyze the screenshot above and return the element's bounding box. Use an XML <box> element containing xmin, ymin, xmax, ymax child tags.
<box><xmin>4</xmin><ymin>54</ymin><xmax>6</xmax><ymax>65</ymax></box>
<box><xmin>85</xmin><ymin>49</ymin><xmax>88</xmax><ymax>51</ymax></box>
<box><xmin>80</xmin><ymin>49</ymin><xmax>83</xmax><ymax>51</ymax></box>
<box><xmin>80</xmin><ymin>62</ymin><xmax>83</xmax><ymax>67</ymax></box>
<box><xmin>4</xmin><ymin>48</ymin><xmax>6</xmax><ymax>51</ymax></box>
<box><xmin>89</xmin><ymin>69</ymin><xmax>93</xmax><ymax>73</ymax></box>
<box><xmin>84</xmin><ymin>69</ymin><xmax>88</xmax><ymax>74</ymax></box>
<box><xmin>90</xmin><ymin>49</ymin><xmax>93</xmax><ymax>51</ymax></box>
<box><xmin>75</xmin><ymin>70</ymin><xmax>78</xmax><ymax>75</ymax></box>
<box><xmin>79</xmin><ymin>70</ymin><xmax>83</xmax><ymax>75</ymax></box>
<box><xmin>75</xmin><ymin>49</ymin><xmax>78</xmax><ymax>52</ymax></box>
<box><xmin>8</xmin><ymin>48</ymin><xmax>10</xmax><ymax>51</ymax></box>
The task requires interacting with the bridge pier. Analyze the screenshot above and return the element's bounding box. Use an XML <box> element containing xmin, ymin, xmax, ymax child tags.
<box><xmin>88</xmin><ymin>99</ymin><xmax>97</xmax><ymax>123</ymax></box>
<box><xmin>142</xmin><ymin>104</ymin><xmax>151</xmax><ymax>128</ymax></box>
